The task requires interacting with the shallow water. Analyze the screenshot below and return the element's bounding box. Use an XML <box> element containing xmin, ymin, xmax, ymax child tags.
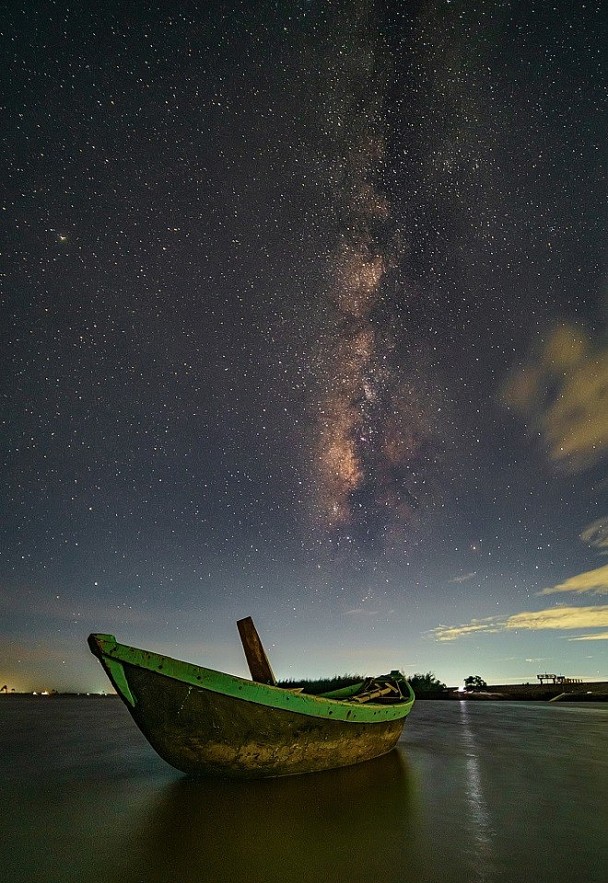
<box><xmin>1</xmin><ymin>697</ymin><xmax>606</xmax><ymax>882</ymax></box>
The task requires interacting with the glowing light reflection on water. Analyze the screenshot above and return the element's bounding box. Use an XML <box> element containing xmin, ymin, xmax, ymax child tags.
<box><xmin>459</xmin><ymin>701</ymin><xmax>495</xmax><ymax>882</ymax></box>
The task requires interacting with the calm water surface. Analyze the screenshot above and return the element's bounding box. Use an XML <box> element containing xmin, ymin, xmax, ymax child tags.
<box><xmin>1</xmin><ymin>697</ymin><xmax>606</xmax><ymax>882</ymax></box>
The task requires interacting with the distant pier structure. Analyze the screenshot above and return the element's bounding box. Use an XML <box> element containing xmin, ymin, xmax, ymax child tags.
<box><xmin>537</xmin><ymin>673</ymin><xmax>583</xmax><ymax>685</ymax></box>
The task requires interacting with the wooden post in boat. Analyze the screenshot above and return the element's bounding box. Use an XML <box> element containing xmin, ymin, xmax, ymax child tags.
<box><xmin>237</xmin><ymin>617</ymin><xmax>277</xmax><ymax>686</ymax></box>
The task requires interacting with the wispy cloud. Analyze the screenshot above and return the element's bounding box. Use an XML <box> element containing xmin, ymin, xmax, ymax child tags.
<box><xmin>430</xmin><ymin>616</ymin><xmax>504</xmax><ymax>642</ymax></box>
<box><xmin>568</xmin><ymin>631</ymin><xmax>608</xmax><ymax>641</ymax></box>
<box><xmin>1</xmin><ymin>638</ymin><xmax>75</xmax><ymax>665</ymax></box>
<box><xmin>501</xmin><ymin>323</ymin><xmax>608</xmax><ymax>473</ymax></box>
<box><xmin>505</xmin><ymin>606</ymin><xmax>608</xmax><ymax>630</ymax></box>
<box><xmin>0</xmin><ymin>584</ymin><xmax>199</xmax><ymax>628</ymax></box>
<box><xmin>538</xmin><ymin>563</ymin><xmax>608</xmax><ymax>596</ymax></box>
<box><xmin>449</xmin><ymin>572</ymin><xmax>477</xmax><ymax>584</ymax></box>
<box><xmin>431</xmin><ymin>605</ymin><xmax>608</xmax><ymax>642</ymax></box>
<box><xmin>580</xmin><ymin>517</ymin><xmax>608</xmax><ymax>550</ymax></box>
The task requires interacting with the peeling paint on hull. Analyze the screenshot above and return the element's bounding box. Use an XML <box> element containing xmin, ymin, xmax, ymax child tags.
<box><xmin>88</xmin><ymin>633</ymin><xmax>415</xmax><ymax>779</ymax></box>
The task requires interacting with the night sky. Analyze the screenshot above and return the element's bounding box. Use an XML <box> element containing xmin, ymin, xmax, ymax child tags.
<box><xmin>3</xmin><ymin>0</ymin><xmax>608</xmax><ymax>693</ymax></box>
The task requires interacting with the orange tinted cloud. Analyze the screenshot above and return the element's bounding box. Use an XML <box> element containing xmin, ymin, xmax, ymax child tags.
<box><xmin>538</xmin><ymin>563</ymin><xmax>608</xmax><ymax>596</ymax></box>
<box><xmin>505</xmin><ymin>605</ymin><xmax>608</xmax><ymax>630</ymax></box>
<box><xmin>501</xmin><ymin>323</ymin><xmax>608</xmax><ymax>472</ymax></box>
<box><xmin>431</xmin><ymin>604</ymin><xmax>608</xmax><ymax>641</ymax></box>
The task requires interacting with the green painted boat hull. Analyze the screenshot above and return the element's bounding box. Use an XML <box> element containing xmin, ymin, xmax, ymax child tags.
<box><xmin>88</xmin><ymin>634</ymin><xmax>415</xmax><ymax>779</ymax></box>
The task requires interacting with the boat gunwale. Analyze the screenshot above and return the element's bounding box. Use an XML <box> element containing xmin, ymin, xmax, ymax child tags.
<box><xmin>89</xmin><ymin>633</ymin><xmax>415</xmax><ymax>724</ymax></box>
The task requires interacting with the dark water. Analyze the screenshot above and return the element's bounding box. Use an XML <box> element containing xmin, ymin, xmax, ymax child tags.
<box><xmin>1</xmin><ymin>698</ymin><xmax>607</xmax><ymax>883</ymax></box>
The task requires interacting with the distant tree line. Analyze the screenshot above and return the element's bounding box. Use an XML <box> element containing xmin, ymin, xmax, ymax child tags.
<box><xmin>278</xmin><ymin>674</ymin><xmax>363</xmax><ymax>694</ymax></box>
<box><xmin>406</xmin><ymin>673</ymin><xmax>488</xmax><ymax>694</ymax></box>
<box><xmin>464</xmin><ymin>675</ymin><xmax>487</xmax><ymax>690</ymax></box>
<box><xmin>278</xmin><ymin>671</ymin><xmax>489</xmax><ymax>697</ymax></box>
<box><xmin>406</xmin><ymin>672</ymin><xmax>447</xmax><ymax>696</ymax></box>
<box><xmin>279</xmin><ymin>672</ymin><xmax>448</xmax><ymax>696</ymax></box>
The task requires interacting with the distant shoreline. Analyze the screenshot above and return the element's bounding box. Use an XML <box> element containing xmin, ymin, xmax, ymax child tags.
<box><xmin>0</xmin><ymin>692</ymin><xmax>117</xmax><ymax>699</ymax></box>
<box><xmin>2</xmin><ymin>680</ymin><xmax>608</xmax><ymax>701</ymax></box>
<box><xmin>416</xmin><ymin>680</ymin><xmax>608</xmax><ymax>701</ymax></box>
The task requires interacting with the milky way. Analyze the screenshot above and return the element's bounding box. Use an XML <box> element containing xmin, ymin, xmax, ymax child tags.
<box><xmin>310</xmin><ymin>0</ymin><xmax>438</xmax><ymax>548</ymax></box>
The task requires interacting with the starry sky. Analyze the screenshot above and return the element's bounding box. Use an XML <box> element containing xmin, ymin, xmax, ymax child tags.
<box><xmin>2</xmin><ymin>0</ymin><xmax>608</xmax><ymax>693</ymax></box>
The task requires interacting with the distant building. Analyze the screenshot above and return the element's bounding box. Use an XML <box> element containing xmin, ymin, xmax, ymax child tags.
<box><xmin>537</xmin><ymin>673</ymin><xmax>583</xmax><ymax>685</ymax></box>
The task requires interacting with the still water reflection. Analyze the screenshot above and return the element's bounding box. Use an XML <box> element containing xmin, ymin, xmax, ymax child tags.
<box><xmin>459</xmin><ymin>701</ymin><xmax>494</xmax><ymax>882</ymax></box>
<box><xmin>1</xmin><ymin>697</ymin><xmax>607</xmax><ymax>882</ymax></box>
<box><xmin>133</xmin><ymin>751</ymin><xmax>420</xmax><ymax>883</ymax></box>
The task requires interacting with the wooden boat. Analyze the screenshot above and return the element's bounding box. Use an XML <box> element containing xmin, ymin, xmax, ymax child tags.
<box><xmin>88</xmin><ymin>618</ymin><xmax>415</xmax><ymax>778</ymax></box>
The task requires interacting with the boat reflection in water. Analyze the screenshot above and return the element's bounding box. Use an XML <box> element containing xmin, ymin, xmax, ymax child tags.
<box><xmin>130</xmin><ymin>748</ymin><xmax>421</xmax><ymax>883</ymax></box>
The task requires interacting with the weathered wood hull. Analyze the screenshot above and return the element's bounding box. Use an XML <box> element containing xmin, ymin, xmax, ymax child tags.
<box><xmin>121</xmin><ymin>662</ymin><xmax>406</xmax><ymax>777</ymax></box>
<box><xmin>88</xmin><ymin>634</ymin><xmax>415</xmax><ymax>779</ymax></box>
